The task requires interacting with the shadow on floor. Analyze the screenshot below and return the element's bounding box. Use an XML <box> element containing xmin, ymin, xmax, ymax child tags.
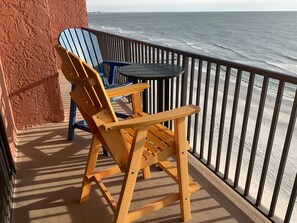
<box><xmin>13</xmin><ymin>121</ymin><xmax>254</xmax><ymax>223</ymax></box>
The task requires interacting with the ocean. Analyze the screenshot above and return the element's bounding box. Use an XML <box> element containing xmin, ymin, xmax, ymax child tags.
<box><xmin>87</xmin><ymin>11</ymin><xmax>297</xmax><ymax>220</ymax></box>
<box><xmin>88</xmin><ymin>11</ymin><xmax>297</xmax><ymax>76</ymax></box>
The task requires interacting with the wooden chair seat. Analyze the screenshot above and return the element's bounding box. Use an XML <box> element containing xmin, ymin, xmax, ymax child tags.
<box><xmin>55</xmin><ymin>44</ymin><xmax>201</xmax><ymax>223</ymax></box>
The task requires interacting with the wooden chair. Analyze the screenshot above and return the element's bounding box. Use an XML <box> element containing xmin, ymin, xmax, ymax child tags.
<box><xmin>55</xmin><ymin>44</ymin><xmax>201</xmax><ymax>223</ymax></box>
<box><xmin>58</xmin><ymin>28</ymin><xmax>131</xmax><ymax>141</ymax></box>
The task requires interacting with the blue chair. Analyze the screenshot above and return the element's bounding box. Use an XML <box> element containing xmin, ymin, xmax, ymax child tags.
<box><xmin>58</xmin><ymin>28</ymin><xmax>131</xmax><ymax>141</ymax></box>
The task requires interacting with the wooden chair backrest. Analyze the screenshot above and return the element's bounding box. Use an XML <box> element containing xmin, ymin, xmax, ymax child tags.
<box><xmin>55</xmin><ymin>45</ymin><xmax>130</xmax><ymax>169</ymax></box>
<box><xmin>58</xmin><ymin>28</ymin><xmax>109</xmax><ymax>86</ymax></box>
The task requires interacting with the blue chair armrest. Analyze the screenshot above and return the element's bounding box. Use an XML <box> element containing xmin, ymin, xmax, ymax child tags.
<box><xmin>103</xmin><ymin>60</ymin><xmax>132</xmax><ymax>67</ymax></box>
<box><xmin>103</xmin><ymin>60</ymin><xmax>132</xmax><ymax>84</ymax></box>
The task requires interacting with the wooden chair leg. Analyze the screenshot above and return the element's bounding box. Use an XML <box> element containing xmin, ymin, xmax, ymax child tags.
<box><xmin>79</xmin><ymin>135</ymin><xmax>101</xmax><ymax>203</ymax></box>
<box><xmin>175</xmin><ymin>117</ymin><xmax>191</xmax><ymax>222</ymax></box>
<box><xmin>114</xmin><ymin>128</ymin><xmax>148</xmax><ymax>223</ymax></box>
<box><xmin>142</xmin><ymin>166</ymin><xmax>151</xmax><ymax>179</ymax></box>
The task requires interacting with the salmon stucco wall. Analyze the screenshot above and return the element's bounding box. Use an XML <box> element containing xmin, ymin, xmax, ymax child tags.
<box><xmin>0</xmin><ymin>0</ymin><xmax>88</xmax><ymax>130</ymax></box>
<box><xmin>48</xmin><ymin>0</ymin><xmax>88</xmax><ymax>44</ymax></box>
<box><xmin>0</xmin><ymin>0</ymin><xmax>64</xmax><ymax>129</ymax></box>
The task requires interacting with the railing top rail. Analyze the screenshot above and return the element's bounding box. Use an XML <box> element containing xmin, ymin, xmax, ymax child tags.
<box><xmin>84</xmin><ymin>27</ymin><xmax>297</xmax><ymax>85</ymax></box>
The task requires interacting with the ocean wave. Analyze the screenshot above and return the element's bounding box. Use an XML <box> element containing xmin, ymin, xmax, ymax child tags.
<box><xmin>185</xmin><ymin>42</ymin><xmax>204</xmax><ymax>51</ymax></box>
<box><xmin>117</xmin><ymin>28</ymin><xmax>136</xmax><ymax>35</ymax></box>
<box><xmin>99</xmin><ymin>25</ymin><xmax>118</xmax><ymax>31</ymax></box>
<box><xmin>214</xmin><ymin>43</ymin><xmax>250</xmax><ymax>60</ymax></box>
<box><xmin>265</xmin><ymin>62</ymin><xmax>297</xmax><ymax>76</ymax></box>
<box><xmin>276</xmin><ymin>52</ymin><xmax>297</xmax><ymax>62</ymax></box>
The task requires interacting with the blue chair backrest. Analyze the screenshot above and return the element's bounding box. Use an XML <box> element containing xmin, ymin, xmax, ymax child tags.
<box><xmin>58</xmin><ymin>28</ymin><xmax>109</xmax><ymax>86</ymax></box>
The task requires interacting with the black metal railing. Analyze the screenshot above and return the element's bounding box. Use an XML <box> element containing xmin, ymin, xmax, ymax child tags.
<box><xmin>0</xmin><ymin>113</ymin><xmax>16</xmax><ymax>223</ymax></box>
<box><xmin>84</xmin><ymin>27</ymin><xmax>297</xmax><ymax>223</ymax></box>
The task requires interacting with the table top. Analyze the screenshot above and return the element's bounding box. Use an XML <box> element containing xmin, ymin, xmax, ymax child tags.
<box><xmin>118</xmin><ymin>63</ymin><xmax>184</xmax><ymax>80</ymax></box>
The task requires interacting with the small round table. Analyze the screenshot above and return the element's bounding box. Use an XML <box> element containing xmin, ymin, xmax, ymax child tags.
<box><xmin>118</xmin><ymin>63</ymin><xmax>185</xmax><ymax>113</ymax></box>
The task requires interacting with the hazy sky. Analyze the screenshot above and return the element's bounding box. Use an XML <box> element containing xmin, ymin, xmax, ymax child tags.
<box><xmin>86</xmin><ymin>0</ymin><xmax>297</xmax><ymax>12</ymax></box>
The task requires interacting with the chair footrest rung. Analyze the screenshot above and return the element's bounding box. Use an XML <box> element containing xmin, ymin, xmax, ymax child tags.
<box><xmin>127</xmin><ymin>193</ymin><xmax>180</xmax><ymax>223</ymax></box>
<box><xmin>158</xmin><ymin>160</ymin><xmax>201</xmax><ymax>193</ymax></box>
<box><xmin>90</xmin><ymin>165</ymin><xmax>121</xmax><ymax>180</ymax></box>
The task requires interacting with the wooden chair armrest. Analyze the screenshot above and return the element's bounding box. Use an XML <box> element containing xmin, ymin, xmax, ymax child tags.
<box><xmin>103</xmin><ymin>105</ymin><xmax>200</xmax><ymax>131</ymax></box>
<box><xmin>106</xmin><ymin>83</ymin><xmax>150</xmax><ymax>98</ymax></box>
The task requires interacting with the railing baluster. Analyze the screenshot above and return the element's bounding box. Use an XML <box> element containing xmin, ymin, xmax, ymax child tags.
<box><xmin>146</xmin><ymin>45</ymin><xmax>149</xmax><ymax>63</ymax></box>
<box><xmin>118</xmin><ymin>38</ymin><xmax>121</xmax><ymax>60</ymax></box>
<box><xmin>171</xmin><ymin>52</ymin><xmax>175</xmax><ymax>65</ymax></box>
<box><xmin>112</xmin><ymin>38</ymin><xmax>117</xmax><ymax>60</ymax></box>
<box><xmin>177</xmin><ymin>53</ymin><xmax>181</xmax><ymax>66</ymax></box>
<box><xmin>133</xmin><ymin>42</ymin><xmax>137</xmax><ymax>62</ymax></box>
<box><xmin>117</xmin><ymin>37</ymin><xmax>121</xmax><ymax>60</ymax></box>
<box><xmin>142</xmin><ymin>44</ymin><xmax>145</xmax><ymax>63</ymax></box>
<box><xmin>161</xmin><ymin>49</ymin><xmax>165</xmax><ymax>63</ymax></box>
<box><xmin>200</xmin><ymin>61</ymin><xmax>211</xmax><ymax>160</ymax></box>
<box><xmin>187</xmin><ymin>58</ymin><xmax>196</xmax><ymax>141</ymax></box>
<box><xmin>134</xmin><ymin>42</ymin><xmax>138</xmax><ymax>62</ymax></box>
<box><xmin>131</xmin><ymin>42</ymin><xmax>135</xmax><ymax>62</ymax></box>
<box><xmin>152</xmin><ymin>47</ymin><xmax>155</xmax><ymax>63</ymax></box>
<box><xmin>193</xmin><ymin>59</ymin><xmax>203</xmax><ymax>155</ymax></box>
<box><xmin>181</xmin><ymin>56</ymin><xmax>189</xmax><ymax>106</ymax></box>
<box><xmin>176</xmin><ymin>76</ymin><xmax>180</xmax><ymax>108</ymax></box>
<box><xmin>224</xmin><ymin>69</ymin><xmax>242</xmax><ymax>179</ymax></box>
<box><xmin>152</xmin><ymin>79</ymin><xmax>156</xmax><ymax>113</ymax></box>
<box><xmin>244</xmin><ymin>76</ymin><xmax>269</xmax><ymax>196</ymax></box>
<box><xmin>216</xmin><ymin>67</ymin><xmax>231</xmax><ymax>173</ymax></box>
<box><xmin>124</xmin><ymin>40</ymin><xmax>130</xmax><ymax>62</ymax></box>
<box><xmin>284</xmin><ymin>173</ymin><xmax>297</xmax><ymax>223</ymax></box>
<box><xmin>269</xmin><ymin>88</ymin><xmax>297</xmax><ymax>217</ymax></box>
<box><xmin>144</xmin><ymin>45</ymin><xmax>148</xmax><ymax>63</ymax></box>
<box><xmin>110</xmin><ymin>36</ymin><xmax>115</xmax><ymax>59</ymax></box>
<box><xmin>256</xmin><ymin>81</ymin><xmax>285</xmax><ymax>207</ymax></box>
<box><xmin>166</xmin><ymin>50</ymin><xmax>170</xmax><ymax>64</ymax></box>
<box><xmin>157</xmin><ymin>48</ymin><xmax>160</xmax><ymax>63</ymax></box>
<box><xmin>234</xmin><ymin>72</ymin><xmax>255</xmax><ymax>188</ymax></box>
<box><xmin>208</xmin><ymin>64</ymin><xmax>221</xmax><ymax>166</ymax></box>
<box><xmin>137</xmin><ymin>43</ymin><xmax>140</xmax><ymax>62</ymax></box>
<box><xmin>137</xmin><ymin>43</ymin><xmax>141</xmax><ymax>62</ymax></box>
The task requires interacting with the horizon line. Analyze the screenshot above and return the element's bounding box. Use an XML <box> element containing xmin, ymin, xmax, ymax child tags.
<box><xmin>87</xmin><ymin>10</ymin><xmax>297</xmax><ymax>13</ymax></box>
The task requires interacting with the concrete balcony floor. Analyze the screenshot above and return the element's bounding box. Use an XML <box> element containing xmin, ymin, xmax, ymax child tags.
<box><xmin>12</xmin><ymin>74</ymin><xmax>267</xmax><ymax>223</ymax></box>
